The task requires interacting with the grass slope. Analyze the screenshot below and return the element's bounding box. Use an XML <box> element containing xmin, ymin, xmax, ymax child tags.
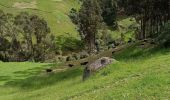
<box><xmin>0</xmin><ymin>0</ymin><xmax>80</xmax><ymax>37</ymax></box>
<box><xmin>0</xmin><ymin>44</ymin><xmax>170</xmax><ymax>100</ymax></box>
<box><xmin>0</xmin><ymin>0</ymin><xmax>136</xmax><ymax>40</ymax></box>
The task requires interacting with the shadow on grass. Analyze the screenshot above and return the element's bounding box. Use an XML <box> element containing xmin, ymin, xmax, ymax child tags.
<box><xmin>0</xmin><ymin>66</ymin><xmax>46</xmax><ymax>86</ymax></box>
<box><xmin>0</xmin><ymin>76</ymin><xmax>11</xmax><ymax>81</ymax></box>
<box><xmin>114</xmin><ymin>45</ymin><xmax>170</xmax><ymax>61</ymax></box>
<box><xmin>12</xmin><ymin>67</ymin><xmax>45</xmax><ymax>78</ymax></box>
<box><xmin>4</xmin><ymin>66</ymin><xmax>83</xmax><ymax>90</ymax></box>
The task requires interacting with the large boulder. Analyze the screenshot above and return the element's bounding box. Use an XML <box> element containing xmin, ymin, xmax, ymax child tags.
<box><xmin>88</xmin><ymin>57</ymin><xmax>116</xmax><ymax>71</ymax></box>
<box><xmin>83</xmin><ymin>57</ymin><xmax>117</xmax><ymax>80</ymax></box>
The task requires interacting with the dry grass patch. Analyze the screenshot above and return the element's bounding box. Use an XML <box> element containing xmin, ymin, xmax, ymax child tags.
<box><xmin>13</xmin><ymin>1</ymin><xmax>37</xmax><ymax>9</ymax></box>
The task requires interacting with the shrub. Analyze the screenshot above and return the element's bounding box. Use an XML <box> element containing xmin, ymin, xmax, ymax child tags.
<box><xmin>80</xmin><ymin>51</ymin><xmax>89</xmax><ymax>59</ymax></box>
<box><xmin>58</xmin><ymin>56</ymin><xmax>67</xmax><ymax>62</ymax></box>
<box><xmin>66</xmin><ymin>55</ymin><xmax>76</xmax><ymax>61</ymax></box>
<box><xmin>72</xmin><ymin>53</ymin><xmax>80</xmax><ymax>60</ymax></box>
<box><xmin>158</xmin><ymin>21</ymin><xmax>170</xmax><ymax>47</ymax></box>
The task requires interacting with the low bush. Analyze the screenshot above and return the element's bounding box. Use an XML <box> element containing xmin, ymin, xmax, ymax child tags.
<box><xmin>158</xmin><ymin>21</ymin><xmax>170</xmax><ymax>47</ymax></box>
<box><xmin>80</xmin><ymin>51</ymin><xmax>89</xmax><ymax>59</ymax></box>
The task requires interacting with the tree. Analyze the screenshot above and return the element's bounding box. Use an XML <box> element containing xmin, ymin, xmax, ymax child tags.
<box><xmin>99</xmin><ymin>0</ymin><xmax>117</xmax><ymax>28</ymax></box>
<box><xmin>158</xmin><ymin>21</ymin><xmax>170</xmax><ymax>47</ymax></box>
<box><xmin>14</xmin><ymin>12</ymin><xmax>34</xmax><ymax>60</ymax></box>
<box><xmin>15</xmin><ymin>12</ymin><xmax>51</xmax><ymax>61</ymax></box>
<box><xmin>119</xmin><ymin>0</ymin><xmax>170</xmax><ymax>40</ymax></box>
<box><xmin>70</xmin><ymin>0</ymin><xmax>119</xmax><ymax>53</ymax></box>
<box><xmin>0</xmin><ymin>10</ymin><xmax>55</xmax><ymax>62</ymax></box>
<box><xmin>0</xmin><ymin>10</ymin><xmax>21</xmax><ymax>61</ymax></box>
<box><xmin>70</xmin><ymin>0</ymin><xmax>103</xmax><ymax>53</ymax></box>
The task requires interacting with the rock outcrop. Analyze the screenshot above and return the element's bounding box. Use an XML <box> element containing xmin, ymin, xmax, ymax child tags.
<box><xmin>83</xmin><ymin>57</ymin><xmax>117</xmax><ymax>80</ymax></box>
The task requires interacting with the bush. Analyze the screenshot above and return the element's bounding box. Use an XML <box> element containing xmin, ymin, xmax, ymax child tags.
<box><xmin>158</xmin><ymin>21</ymin><xmax>170</xmax><ymax>47</ymax></box>
<box><xmin>55</xmin><ymin>50</ymin><xmax>63</xmax><ymax>55</ymax></box>
<box><xmin>80</xmin><ymin>51</ymin><xmax>89</xmax><ymax>59</ymax></box>
<box><xmin>0</xmin><ymin>11</ymin><xmax>55</xmax><ymax>62</ymax></box>
<box><xmin>72</xmin><ymin>53</ymin><xmax>80</xmax><ymax>60</ymax></box>
<box><xmin>56</xmin><ymin>34</ymin><xmax>85</xmax><ymax>53</ymax></box>
<box><xmin>58</xmin><ymin>56</ymin><xmax>67</xmax><ymax>62</ymax></box>
<box><xmin>66</xmin><ymin>55</ymin><xmax>76</xmax><ymax>61</ymax></box>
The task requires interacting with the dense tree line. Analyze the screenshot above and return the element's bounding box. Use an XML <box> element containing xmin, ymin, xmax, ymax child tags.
<box><xmin>70</xmin><ymin>0</ymin><xmax>170</xmax><ymax>52</ymax></box>
<box><xmin>118</xmin><ymin>0</ymin><xmax>170</xmax><ymax>40</ymax></box>
<box><xmin>0</xmin><ymin>10</ymin><xmax>56</xmax><ymax>62</ymax></box>
<box><xmin>1</xmin><ymin>0</ymin><xmax>170</xmax><ymax>62</ymax></box>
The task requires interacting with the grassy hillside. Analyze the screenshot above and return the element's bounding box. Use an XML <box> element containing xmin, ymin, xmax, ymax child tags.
<box><xmin>0</xmin><ymin>44</ymin><xmax>170</xmax><ymax>100</ymax></box>
<box><xmin>104</xmin><ymin>17</ymin><xmax>137</xmax><ymax>43</ymax></box>
<box><xmin>0</xmin><ymin>0</ymin><xmax>80</xmax><ymax>37</ymax></box>
<box><xmin>0</xmin><ymin>0</ymin><xmax>136</xmax><ymax>40</ymax></box>
<box><xmin>0</xmin><ymin>1</ymin><xmax>169</xmax><ymax>99</ymax></box>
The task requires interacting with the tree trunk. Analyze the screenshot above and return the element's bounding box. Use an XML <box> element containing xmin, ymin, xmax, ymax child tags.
<box><xmin>83</xmin><ymin>66</ymin><xmax>91</xmax><ymax>81</ymax></box>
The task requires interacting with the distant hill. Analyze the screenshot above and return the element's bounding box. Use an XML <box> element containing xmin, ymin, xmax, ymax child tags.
<box><xmin>0</xmin><ymin>0</ymin><xmax>80</xmax><ymax>37</ymax></box>
<box><xmin>0</xmin><ymin>0</ymin><xmax>137</xmax><ymax>41</ymax></box>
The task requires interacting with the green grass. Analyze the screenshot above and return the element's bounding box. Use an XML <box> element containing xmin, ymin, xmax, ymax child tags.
<box><xmin>0</xmin><ymin>44</ymin><xmax>170</xmax><ymax>100</ymax></box>
<box><xmin>109</xmin><ymin>17</ymin><xmax>137</xmax><ymax>42</ymax></box>
<box><xmin>0</xmin><ymin>1</ymin><xmax>169</xmax><ymax>99</ymax></box>
<box><xmin>0</xmin><ymin>0</ymin><xmax>80</xmax><ymax>37</ymax></box>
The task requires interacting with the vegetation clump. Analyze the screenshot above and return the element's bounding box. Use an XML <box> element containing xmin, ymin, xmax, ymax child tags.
<box><xmin>158</xmin><ymin>21</ymin><xmax>170</xmax><ymax>47</ymax></box>
<box><xmin>80</xmin><ymin>51</ymin><xmax>89</xmax><ymax>59</ymax></box>
<box><xmin>0</xmin><ymin>11</ymin><xmax>56</xmax><ymax>62</ymax></box>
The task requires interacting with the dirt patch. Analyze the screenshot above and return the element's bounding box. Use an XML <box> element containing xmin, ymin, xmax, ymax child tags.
<box><xmin>13</xmin><ymin>1</ymin><xmax>37</xmax><ymax>9</ymax></box>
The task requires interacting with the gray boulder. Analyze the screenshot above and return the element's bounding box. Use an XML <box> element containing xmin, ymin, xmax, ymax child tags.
<box><xmin>83</xmin><ymin>57</ymin><xmax>117</xmax><ymax>80</ymax></box>
<box><xmin>88</xmin><ymin>57</ymin><xmax>116</xmax><ymax>71</ymax></box>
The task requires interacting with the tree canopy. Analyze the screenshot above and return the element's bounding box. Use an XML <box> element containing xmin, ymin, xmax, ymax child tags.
<box><xmin>0</xmin><ymin>11</ymin><xmax>55</xmax><ymax>62</ymax></box>
<box><xmin>119</xmin><ymin>0</ymin><xmax>170</xmax><ymax>39</ymax></box>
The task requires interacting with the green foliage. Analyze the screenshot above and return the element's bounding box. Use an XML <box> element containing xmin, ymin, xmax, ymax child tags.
<box><xmin>0</xmin><ymin>10</ymin><xmax>56</xmax><ymax>62</ymax></box>
<box><xmin>119</xmin><ymin>0</ymin><xmax>170</xmax><ymax>39</ymax></box>
<box><xmin>66</xmin><ymin>54</ymin><xmax>76</xmax><ymax>61</ymax></box>
<box><xmin>80</xmin><ymin>51</ymin><xmax>89</xmax><ymax>59</ymax></box>
<box><xmin>55</xmin><ymin>34</ymin><xmax>84</xmax><ymax>52</ymax></box>
<box><xmin>69</xmin><ymin>0</ymin><xmax>119</xmax><ymax>52</ymax></box>
<box><xmin>69</xmin><ymin>8</ymin><xmax>79</xmax><ymax>25</ymax></box>
<box><xmin>66</xmin><ymin>53</ymin><xmax>81</xmax><ymax>61</ymax></box>
<box><xmin>99</xmin><ymin>0</ymin><xmax>117</xmax><ymax>28</ymax></box>
<box><xmin>72</xmin><ymin>53</ymin><xmax>80</xmax><ymax>60</ymax></box>
<box><xmin>0</xmin><ymin>10</ymin><xmax>21</xmax><ymax>61</ymax></box>
<box><xmin>70</xmin><ymin>0</ymin><xmax>103</xmax><ymax>52</ymax></box>
<box><xmin>158</xmin><ymin>21</ymin><xmax>170</xmax><ymax>47</ymax></box>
